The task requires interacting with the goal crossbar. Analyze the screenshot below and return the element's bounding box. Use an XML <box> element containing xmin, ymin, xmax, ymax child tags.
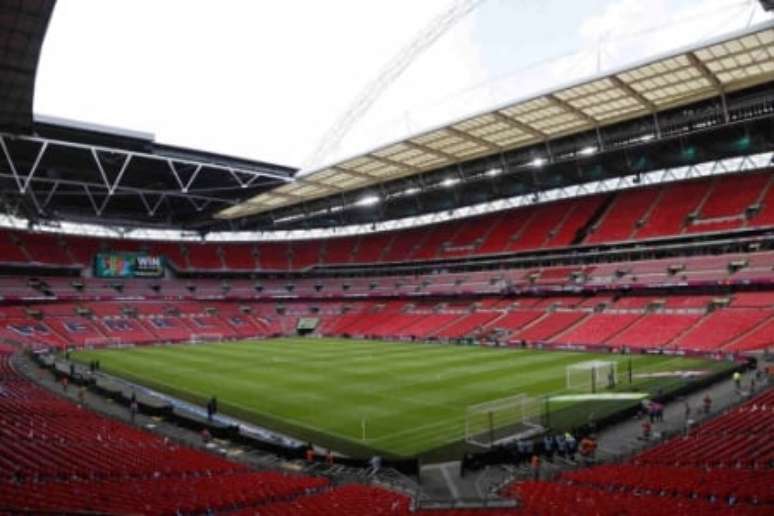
<box><xmin>188</xmin><ymin>333</ymin><xmax>224</xmax><ymax>343</ymax></box>
<box><xmin>566</xmin><ymin>360</ymin><xmax>618</xmax><ymax>393</ymax></box>
<box><xmin>464</xmin><ymin>393</ymin><xmax>543</xmax><ymax>448</ymax></box>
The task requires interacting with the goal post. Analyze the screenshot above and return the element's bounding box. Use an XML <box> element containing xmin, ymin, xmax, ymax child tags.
<box><xmin>566</xmin><ymin>360</ymin><xmax>618</xmax><ymax>393</ymax></box>
<box><xmin>188</xmin><ymin>333</ymin><xmax>224</xmax><ymax>344</ymax></box>
<box><xmin>464</xmin><ymin>394</ymin><xmax>543</xmax><ymax>448</ymax></box>
<box><xmin>84</xmin><ymin>337</ymin><xmax>123</xmax><ymax>349</ymax></box>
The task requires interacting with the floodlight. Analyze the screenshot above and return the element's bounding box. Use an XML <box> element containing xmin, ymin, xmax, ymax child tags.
<box><xmin>356</xmin><ymin>195</ymin><xmax>380</xmax><ymax>207</ymax></box>
<box><xmin>442</xmin><ymin>177</ymin><xmax>460</xmax><ymax>188</ymax></box>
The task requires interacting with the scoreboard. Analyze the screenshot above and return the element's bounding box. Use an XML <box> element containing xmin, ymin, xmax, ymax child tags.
<box><xmin>94</xmin><ymin>253</ymin><xmax>164</xmax><ymax>278</ymax></box>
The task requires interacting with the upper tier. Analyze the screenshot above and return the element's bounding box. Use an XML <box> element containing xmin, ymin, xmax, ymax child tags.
<box><xmin>3</xmin><ymin>170</ymin><xmax>774</xmax><ymax>272</ymax></box>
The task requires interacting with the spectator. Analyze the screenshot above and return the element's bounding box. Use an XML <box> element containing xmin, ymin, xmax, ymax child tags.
<box><xmin>654</xmin><ymin>402</ymin><xmax>664</xmax><ymax>422</ymax></box>
<box><xmin>642</xmin><ymin>419</ymin><xmax>652</xmax><ymax>440</ymax></box>
<box><xmin>555</xmin><ymin>434</ymin><xmax>567</xmax><ymax>459</ymax></box>
<box><xmin>325</xmin><ymin>449</ymin><xmax>334</xmax><ymax>466</ymax></box>
<box><xmin>530</xmin><ymin>454</ymin><xmax>541</xmax><ymax>480</ymax></box>
<box><xmin>206</xmin><ymin>399</ymin><xmax>214</xmax><ymax>422</ymax></box>
<box><xmin>703</xmin><ymin>394</ymin><xmax>712</xmax><ymax>415</ymax></box>
<box><xmin>543</xmin><ymin>434</ymin><xmax>554</xmax><ymax>459</ymax></box>
<box><xmin>565</xmin><ymin>432</ymin><xmax>577</xmax><ymax>461</ymax></box>
<box><xmin>130</xmin><ymin>399</ymin><xmax>138</xmax><ymax>424</ymax></box>
<box><xmin>305</xmin><ymin>444</ymin><xmax>315</xmax><ymax>463</ymax></box>
<box><xmin>369</xmin><ymin>455</ymin><xmax>382</xmax><ymax>477</ymax></box>
<box><xmin>77</xmin><ymin>386</ymin><xmax>86</xmax><ymax>405</ymax></box>
<box><xmin>201</xmin><ymin>428</ymin><xmax>211</xmax><ymax>444</ymax></box>
<box><xmin>579</xmin><ymin>436</ymin><xmax>597</xmax><ymax>464</ymax></box>
<box><xmin>61</xmin><ymin>377</ymin><xmax>68</xmax><ymax>393</ymax></box>
<box><xmin>733</xmin><ymin>371</ymin><xmax>741</xmax><ymax>390</ymax></box>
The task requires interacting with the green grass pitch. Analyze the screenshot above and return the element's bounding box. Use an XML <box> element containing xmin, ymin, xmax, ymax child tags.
<box><xmin>72</xmin><ymin>338</ymin><xmax>726</xmax><ymax>459</ymax></box>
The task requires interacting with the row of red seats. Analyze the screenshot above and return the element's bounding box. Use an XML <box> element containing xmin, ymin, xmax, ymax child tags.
<box><xmin>3</xmin><ymin>250</ymin><xmax>774</xmax><ymax>305</ymax></box>
<box><xmin>3</xmin><ymin>292</ymin><xmax>774</xmax><ymax>352</ymax></box>
<box><xmin>0</xmin><ymin>348</ymin><xmax>331</xmax><ymax>513</ymax></box>
<box><xmin>2</xmin><ymin>171</ymin><xmax>774</xmax><ymax>271</ymax></box>
<box><xmin>233</xmin><ymin>483</ymin><xmax>517</xmax><ymax>516</ymax></box>
<box><xmin>505</xmin><ymin>481</ymin><xmax>767</xmax><ymax>515</ymax></box>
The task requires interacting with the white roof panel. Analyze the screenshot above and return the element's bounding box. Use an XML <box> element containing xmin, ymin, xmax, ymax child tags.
<box><xmin>218</xmin><ymin>23</ymin><xmax>774</xmax><ymax>220</ymax></box>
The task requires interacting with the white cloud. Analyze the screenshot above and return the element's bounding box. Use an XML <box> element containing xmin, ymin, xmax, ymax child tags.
<box><xmin>35</xmin><ymin>0</ymin><xmax>476</xmax><ymax>168</ymax></box>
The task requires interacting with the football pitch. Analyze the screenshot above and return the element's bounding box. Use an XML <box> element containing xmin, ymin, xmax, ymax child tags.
<box><xmin>73</xmin><ymin>338</ymin><xmax>729</xmax><ymax>459</ymax></box>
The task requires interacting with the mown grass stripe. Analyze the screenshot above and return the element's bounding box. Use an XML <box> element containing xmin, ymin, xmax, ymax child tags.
<box><xmin>73</xmin><ymin>338</ymin><xmax>725</xmax><ymax>458</ymax></box>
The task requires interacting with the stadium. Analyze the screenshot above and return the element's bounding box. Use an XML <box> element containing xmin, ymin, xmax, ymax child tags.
<box><xmin>1</xmin><ymin>0</ymin><xmax>773</xmax><ymax>514</ymax></box>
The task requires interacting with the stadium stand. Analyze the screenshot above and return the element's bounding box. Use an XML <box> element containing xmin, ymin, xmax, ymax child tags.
<box><xmin>4</xmin><ymin>279</ymin><xmax>774</xmax><ymax>354</ymax></box>
<box><xmin>4</xmin><ymin>6</ymin><xmax>774</xmax><ymax>513</ymax></box>
<box><xmin>2</xmin><ymin>171</ymin><xmax>774</xmax><ymax>272</ymax></box>
<box><xmin>504</xmin><ymin>390</ymin><xmax>774</xmax><ymax>513</ymax></box>
<box><xmin>0</xmin><ymin>346</ymin><xmax>331</xmax><ymax>514</ymax></box>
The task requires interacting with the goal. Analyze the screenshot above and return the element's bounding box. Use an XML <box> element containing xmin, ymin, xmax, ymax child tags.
<box><xmin>188</xmin><ymin>333</ymin><xmax>223</xmax><ymax>344</ymax></box>
<box><xmin>84</xmin><ymin>337</ymin><xmax>123</xmax><ymax>349</ymax></box>
<box><xmin>566</xmin><ymin>360</ymin><xmax>618</xmax><ymax>393</ymax></box>
<box><xmin>464</xmin><ymin>394</ymin><xmax>543</xmax><ymax>448</ymax></box>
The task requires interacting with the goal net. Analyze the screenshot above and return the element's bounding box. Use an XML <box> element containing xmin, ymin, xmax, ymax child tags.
<box><xmin>84</xmin><ymin>337</ymin><xmax>123</xmax><ymax>349</ymax></box>
<box><xmin>464</xmin><ymin>394</ymin><xmax>543</xmax><ymax>448</ymax></box>
<box><xmin>566</xmin><ymin>360</ymin><xmax>618</xmax><ymax>393</ymax></box>
<box><xmin>189</xmin><ymin>333</ymin><xmax>223</xmax><ymax>344</ymax></box>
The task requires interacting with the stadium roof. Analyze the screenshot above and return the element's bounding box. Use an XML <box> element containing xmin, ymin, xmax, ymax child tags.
<box><xmin>219</xmin><ymin>20</ymin><xmax>774</xmax><ymax>220</ymax></box>
<box><xmin>0</xmin><ymin>0</ymin><xmax>55</xmax><ymax>132</ymax></box>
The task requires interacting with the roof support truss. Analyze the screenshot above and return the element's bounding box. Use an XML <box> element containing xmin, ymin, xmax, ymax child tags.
<box><xmin>0</xmin><ymin>132</ymin><xmax>296</xmax><ymax>221</ymax></box>
<box><xmin>608</xmin><ymin>75</ymin><xmax>657</xmax><ymax>112</ymax></box>
<box><xmin>367</xmin><ymin>153</ymin><xmax>421</xmax><ymax>173</ymax></box>
<box><xmin>404</xmin><ymin>140</ymin><xmax>458</xmax><ymax>162</ymax></box>
<box><xmin>445</xmin><ymin>127</ymin><xmax>499</xmax><ymax>151</ymax></box>
<box><xmin>545</xmin><ymin>94</ymin><xmax>597</xmax><ymax>125</ymax></box>
<box><xmin>490</xmin><ymin>111</ymin><xmax>547</xmax><ymax>140</ymax></box>
<box><xmin>0</xmin><ymin>135</ymin><xmax>47</xmax><ymax>193</ymax></box>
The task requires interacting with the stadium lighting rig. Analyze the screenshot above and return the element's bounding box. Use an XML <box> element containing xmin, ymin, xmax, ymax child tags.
<box><xmin>356</xmin><ymin>195</ymin><xmax>381</xmax><ymax>207</ymax></box>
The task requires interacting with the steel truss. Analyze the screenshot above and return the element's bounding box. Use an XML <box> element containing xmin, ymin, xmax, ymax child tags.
<box><xmin>0</xmin><ymin>133</ymin><xmax>291</xmax><ymax>218</ymax></box>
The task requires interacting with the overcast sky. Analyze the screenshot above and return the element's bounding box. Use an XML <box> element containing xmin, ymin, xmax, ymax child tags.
<box><xmin>35</xmin><ymin>0</ymin><xmax>770</xmax><ymax>171</ymax></box>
